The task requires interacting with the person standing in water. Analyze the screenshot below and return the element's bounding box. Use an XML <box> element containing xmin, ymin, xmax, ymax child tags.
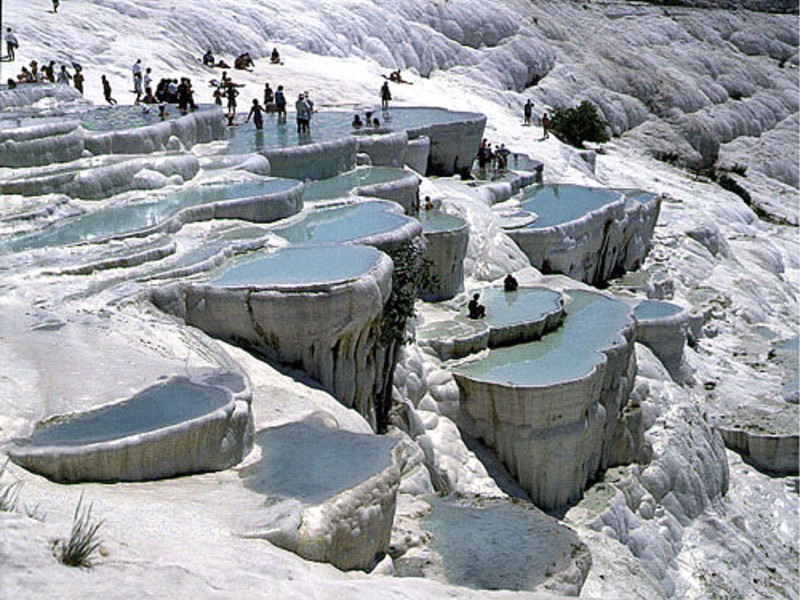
<box><xmin>274</xmin><ymin>85</ymin><xmax>287</xmax><ymax>122</ymax></box>
<box><xmin>73</xmin><ymin>67</ymin><xmax>84</xmax><ymax>94</ymax></box>
<box><xmin>246</xmin><ymin>98</ymin><xmax>266</xmax><ymax>130</ymax></box>
<box><xmin>380</xmin><ymin>81</ymin><xmax>392</xmax><ymax>110</ymax></box>
<box><xmin>295</xmin><ymin>93</ymin><xmax>311</xmax><ymax>134</ymax></box>
<box><xmin>132</xmin><ymin>59</ymin><xmax>143</xmax><ymax>99</ymax></box>
<box><xmin>263</xmin><ymin>82</ymin><xmax>274</xmax><ymax>105</ymax></box>
<box><xmin>226</xmin><ymin>83</ymin><xmax>239</xmax><ymax>115</ymax></box>
<box><xmin>101</xmin><ymin>75</ymin><xmax>117</xmax><ymax>105</ymax></box>
<box><xmin>57</xmin><ymin>65</ymin><xmax>71</xmax><ymax>85</ymax></box>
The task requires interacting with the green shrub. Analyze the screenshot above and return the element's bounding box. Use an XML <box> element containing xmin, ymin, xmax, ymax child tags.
<box><xmin>0</xmin><ymin>460</ymin><xmax>21</xmax><ymax>513</ymax></box>
<box><xmin>55</xmin><ymin>494</ymin><xmax>104</xmax><ymax>568</ymax></box>
<box><xmin>549</xmin><ymin>101</ymin><xmax>610</xmax><ymax>148</ymax></box>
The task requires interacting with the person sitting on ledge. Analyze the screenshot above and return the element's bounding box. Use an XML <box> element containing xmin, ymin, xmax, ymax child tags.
<box><xmin>202</xmin><ymin>50</ymin><xmax>215</xmax><ymax>67</ymax></box>
<box><xmin>372</xmin><ymin>117</ymin><xmax>381</xmax><ymax>128</ymax></box>
<box><xmin>468</xmin><ymin>293</ymin><xmax>486</xmax><ymax>319</ymax></box>
<box><xmin>16</xmin><ymin>67</ymin><xmax>35</xmax><ymax>83</ymax></box>
<box><xmin>234</xmin><ymin>53</ymin><xmax>254</xmax><ymax>71</ymax></box>
<box><xmin>503</xmin><ymin>274</ymin><xmax>519</xmax><ymax>292</ymax></box>
<box><xmin>423</xmin><ymin>196</ymin><xmax>434</xmax><ymax>210</ymax></box>
<box><xmin>352</xmin><ymin>114</ymin><xmax>363</xmax><ymax>129</ymax></box>
<box><xmin>270</xmin><ymin>47</ymin><xmax>281</xmax><ymax>64</ymax></box>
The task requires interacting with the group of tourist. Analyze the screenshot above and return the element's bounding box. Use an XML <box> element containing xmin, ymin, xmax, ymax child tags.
<box><xmin>351</xmin><ymin>110</ymin><xmax>384</xmax><ymax>130</ymax></box>
<box><xmin>478</xmin><ymin>138</ymin><xmax>512</xmax><ymax>172</ymax></box>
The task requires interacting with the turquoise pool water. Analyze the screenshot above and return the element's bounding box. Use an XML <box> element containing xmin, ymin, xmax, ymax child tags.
<box><xmin>78</xmin><ymin>104</ymin><xmax>217</xmax><ymax>131</ymax></box>
<box><xmin>517</xmin><ymin>185</ymin><xmax>622</xmax><ymax>229</ymax></box>
<box><xmin>209</xmin><ymin>244</ymin><xmax>382</xmax><ymax>287</ymax></box>
<box><xmin>422</xmin><ymin>496</ymin><xmax>577</xmax><ymax>591</ymax></box>
<box><xmin>419</xmin><ymin>210</ymin><xmax>466</xmax><ymax>233</ymax></box>
<box><xmin>23</xmin><ymin>380</ymin><xmax>228</xmax><ymax>447</ymax></box>
<box><xmin>302</xmin><ymin>167</ymin><xmax>411</xmax><ymax>202</ymax></box>
<box><xmin>240</xmin><ymin>421</ymin><xmax>396</xmax><ymax>504</ymax></box>
<box><xmin>454</xmin><ymin>290</ymin><xmax>630</xmax><ymax>386</ymax></box>
<box><xmin>475</xmin><ymin>287</ymin><xmax>562</xmax><ymax>330</ymax></box>
<box><xmin>226</xmin><ymin>107</ymin><xmax>482</xmax><ymax>154</ymax></box>
<box><xmin>634</xmin><ymin>299</ymin><xmax>683</xmax><ymax>321</ymax></box>
<box><xmin>273</xmin><ymin>201</ymin><xmax>411</xmax><ymax>245</ymax></box>
<box><xmin>2</xmin><ymin>178</ymin><xmax>297</xmax><ymax>251</ymax></box>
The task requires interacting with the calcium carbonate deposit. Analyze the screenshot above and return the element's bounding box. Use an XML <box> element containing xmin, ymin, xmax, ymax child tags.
<box><xmin>0</xmin><ymin>0</ymin><xmax>797</xmax><ymax>599</ymax></box>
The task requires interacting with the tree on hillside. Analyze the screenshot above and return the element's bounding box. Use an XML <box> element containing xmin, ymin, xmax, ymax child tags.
<box><xmin>549</xmin><ymin>100</ymin><xmax>610</xmax><ymax>148</ymax></box>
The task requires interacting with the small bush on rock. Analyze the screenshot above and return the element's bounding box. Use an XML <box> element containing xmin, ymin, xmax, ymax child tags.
<box><xmin>0</xmin><ymin>460</ymin><xmax>21</xmax><ymax>513</ymax></box>
<box><xmin>54</xmin><ymin>494</ymin><xmax>104</xmax><ymax>568</ymax></box>
<box><xmin>549</xmin><ymin>101</ymin><xmax>610</xmax><ymax>148</ymax></box>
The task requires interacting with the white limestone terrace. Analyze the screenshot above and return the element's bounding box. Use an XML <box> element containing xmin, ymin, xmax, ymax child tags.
<box><xmin>633</xmin><ymin>299</ymin><xmax>692</xmax><ymax>383</ymax></box>
<box><xmin>504</xmin><ymin>185</ymin><xmax>662</xmax><ymax>286</ymax></box>
<box><xmin>0</xmin><ymin>153</ymin><xmax>202</xmax><ymax>199</ymax></box>
<box><xmin>301</xmin><ymin>166</ymin><xmax>421</xmax><ymax>214</ymax></box>
<box><xmin>302</xmin><ymin>166</ymin><xmax>418</xmax><ymax>202</ymax></box>
<box><xmin>453</xmin><ymin>290</ymin><xmax>639</xmax><ymax>510</ymax></box>
<box><xmin>8</xmin><ymin>373</ymin><xmax>253</xmax><ymax>483</ymax></box>
<box><xmin>0</xmin><ymin>89</ymin><xmax>226</xmax><ymax>166</ymax></box>
<box><xmin>417</xmin><ymin>286</ymin><xmax>566</xmax><ymax>360</ymax></box>
<box><xmin>237</xmin><ymin>416</ymin><xmax>404</xmax><ymax>571</ymax></box>
<box><xmin>395</xmin><ymin>494</ymin><xmax>591</xmax><ymax>594</ymax></box>
<box><xmin>7</xmin><ymin>0</ymin><xmax>790</xmax><ymax>189</ymax></box>
<box><xmin>272</xmin><ymin>198</ymin><xmax>421</xmax><ymax>252</ymax></box>
<box><xmin>224</xmin><ymin>107</ymin><xmax>486</xmax><ymax>178</ymax></box>
<box><xmin>159</xmin><ymin>245</ymin><xmax>395</xmax><ymax>429</ymax></box>
<box><xmin>1</xmin><ymin>177</ymin><xmax>303</xmax><ymax>253</ymax></box>
<box><xmin>0</xmin><ymin>0</ymin><xmax>797</xmax><ymax>597</ymax></box>
<box><xmin>418</xmin><ymin>209</ymin><xmax>470</xmax><ymax>301</ymax></box>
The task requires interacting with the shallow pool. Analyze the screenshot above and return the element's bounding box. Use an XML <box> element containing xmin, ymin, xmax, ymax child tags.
<box><xmin>302</xmin><ymin>167</ymin><xmax>411</xmax><ymax>202</ymax></box>
<box><xmin>2</xmin><ymin>178</ymin><xmax>297</xmax><ymax>251</ymax></box>
<box><xmin>419</xmin><ymin>210</ymin><xmax>466</xmax><ymax>233</ymax></box>
<box><xmin>23</xmin><ymin>380</ymin><xmax>229</xmax><ymax>447</ymax></box>
<box><xmin>240</xmin><ymin>421</ymin><xmax>396</xmax><ymax>504</ymax></box>
<box><xmin>454</xmin><ymin>290</ymin><xmax>630</xmax><ymax>386</ymax></box>
<box><xmin>78</xmin><ymin>104</ymin><xmax>217</xmax><ymax>131</ymax></box>
<box><xmin>226</xmin><ymin>107</ymin><xmax>482</xmax><ymax>154</ymax></box>
<box><xmin>517</xmin><ymin>184</ymin><xmax>622</xmax><ymax>229</ymax></box>
<box><xmin>634</xmin><ymin>299</ymin><xmax>683</xmax><ymax>321</ymax></box>
<box><xmin>209</xmin><ymin>244</ymin><xmax>382</xmax><ymax>287</ymax></box>
<box><xmin>273</xmin><ymin>201</ymin><xmax>411</xmax><ymax>245</ymax></box>
<box><xmin>422</xmin><ymin>495</ymin><xmax>578</xmax><ymax>591</ymax></box>
<box><xmin>474</xmin><ymin>287</ymin><xmax>562</xmax><ymax>330</ymax></box>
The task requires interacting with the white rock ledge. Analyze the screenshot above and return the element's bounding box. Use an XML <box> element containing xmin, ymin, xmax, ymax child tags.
<box><xmin>0</xmin><ymin>120</ymin><xmax>85</xmax><ymax>168</ymax></box>
<box><xmin>633</xmin><ymin>299</ymin><xmax>691</xmax><ymax>381</ymax></box>
<box><xmin>717</xmin><ymin>428</ymin><xmax>799</xmax><ymax>475</ymax></box>
<box><xmin>452</xmin><ymin>290</ymin><xmax>639</xmax><ymax>509</ymax></box>
<box><xmin>419</xmin><ymin>211</ymin><xmax>470</xmax><ymax>301</ymax></box>
<box><xmin>262</xmin><ymin>137</ymin><xmax>358</xmax><ymax>180</ymax></box>
<box><xmin>354</xmin><ymin>171</ymin><xmax>421</xmax><ymax>214</ymax></box>
<box><xmin>506</xmin><ymin>190</ymin><xmax>662</xmax><ymax>286</ymax></box>
<box><xmin>404</xmin><ymin>111</ymin><xmax>487</xmax><ymax>176</ymax></box>
<box><xmin>8</xmin><ymin>373</ymin><xmax>253</xmax><ymax>483</ymax></box>
<box><xmin>174</xmin><ymin>245</ymin><xmax>394</xmax><ymax>427</ymax></box>
<box><xmin>0</xmin><ymin>153</ymin><xmax>201</xmax><ymax>199</ymax></box>
<box><xmin>238</xmin><ymin>417</ymin><xmax>404</xmax><ymax>571</ymax></box>
<box><xmin>83</xmin><ymin>107</ymin><xmax>226</xmax><ymax>155</ymax></box>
